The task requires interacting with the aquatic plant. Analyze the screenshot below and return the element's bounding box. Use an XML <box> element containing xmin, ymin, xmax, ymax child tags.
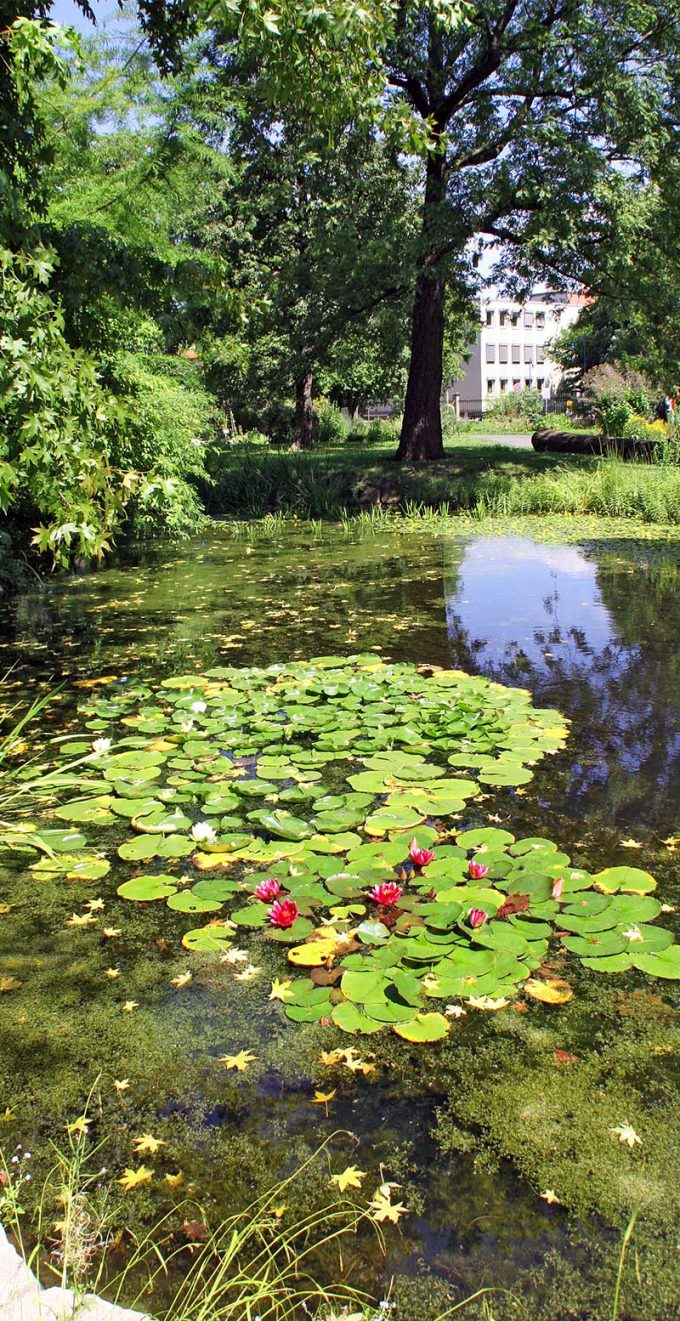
<box><xmin>4</xmin><ymin>656</ymin><xmax>679</xmax><ymax>1048</ymax></box>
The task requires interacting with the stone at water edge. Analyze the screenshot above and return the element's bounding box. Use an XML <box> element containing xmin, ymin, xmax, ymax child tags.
<box><xmin>0</xmin><ymin>1225</ymin><xmax>152</xmax><ymax>1321</ymax></box>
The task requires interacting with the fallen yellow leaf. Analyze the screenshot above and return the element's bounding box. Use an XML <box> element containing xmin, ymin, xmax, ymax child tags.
<box><xmin>170</xmin><ymin>972</ymin><xmax>192</xmax><ymax>988</ymax></box>
<box><xmin>269</xmin><ymin>977</ymin><xmax>294</xmax><ymax>1001</ymax></box>
<box><xmin>524</xmin><ymin>978</ymin><xmax>574</xmax><ymax>1005</ymax></box>
<box><xmin>312</xmin><ymin>1089</ymin><xmax>336</xmax><ymax>1105</ymax></box>
<box><xmin>102</xmin><ymin>928</ymin><xmax>122</xmax><ymax>939</ymax></box>
<box><xmin>117</xmin><ymin>1165</ymin><xmax>153</xmax><ymax>1191</ymax></box>
<box><xmin>219</xmin><ymin>1049</ymin><xmax>256</xmax><ymax>1071</ymax></box>
<box><xmin>133</xmin><ymin>1134</ymin><xmax>165</xmax><ymax>1155</ymax></box>
<box><xmin>113</xmin><ymin>1079</ymin><xmax>129</xmax><ymax>1092</ymax></box>
<box><xmin>165</xmin><ymin>1172</ymin><xmax>184</xmax><ymax>1189</ymax></box>
<box><xmin>121</xmin><ymin>1001</ymin><xmax>139</xmax><ymax>1013</ymax></box>
<box><xmin>66</xmin><ymin>912</ymin><xmax>96</xmax><ymax>928</ymax></box>
<box><xmin>104</xmin><ymin>968</ymin><xmax>120</xmax><ymax>979</ymax></box>
<box><xmin>67</xmin><ymin>1116</ymin><xmax>89</xmax><ymax>1137</ymax></box>
<box><xmin>330</xmin><ymin>1166</ymin><xmax>366</xmax><ymax>1193</ymax></box>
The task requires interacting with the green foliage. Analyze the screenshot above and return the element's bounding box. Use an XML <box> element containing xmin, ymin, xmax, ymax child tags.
<box><xmin>583</xmin><ymin>363</ymin><xmax>654</xmax><ymax>436</ymax></box>
<box><xmin>485</xmin><ymin>390</ymin><xmax>545</xmax><ymax>428</ymax></box>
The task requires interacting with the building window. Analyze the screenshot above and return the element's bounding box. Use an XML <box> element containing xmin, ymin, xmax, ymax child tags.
<box><xmin>486</xmin><ymin>310</ymin><xmax>494</xmax><ymax>326</ymax></box>
<box><xmin>537</xmin><ymin>345</ymin><xmax>546</xmax><ymax>364</ymax></box>
<box><xmin>536</xmin><ymin>311</ymin><xmax>545</xmax><ymax>329</ymax></box>
<box><xmin>524</xmin><ymin>346</ymin><xmax>534</xmax><ymax>364</ymax></box>
<box><xmin>511</xmin><ymin>345</ymin><xmax>521</xmax><ymax>364</ymax></box>
<box><xmin>486</xmin><ymin>343</ymin><xmax>496</xmax><ymax>363</ymax></box>
<box><xmin>486</xmin><ymin>379</ymin><xmax>494</xmax><ymax>395</ymax></box>
<box><xmin>537</xmin><ymin>378</ymin><xmax>545</xmax><ymax>392</ymax></box>
<box><xmin>499</xmin><ymin>310</ymin><xmax>508</xmax><ymax>327</ymax></box>
<box><xmin>499</xmin><ymin>344</ymin><xmax>509</xmax><ymax>364</ymax></box>
<box><xmin>512</xmin><ymin>379</ymin><xmax>521</xmax><ymax>392</ymax></box>
<box><xmin>499</xmin><ymin>379</ymin><xmax>508</xmax><ymax>394</ymax></box>
<box><xmin>510</xmin><ymin>311</ymin><xmax>519</xmax><ymax>326</ymax></box>
<box><xmin>524</xmin><ymin>311</ymin><xmax>534</xmax><ymax>328</ymax></box>
<box><xmin>525</xmin><ymin>378</ymin><xmax>532</xmax><ymax>389</ymax></box>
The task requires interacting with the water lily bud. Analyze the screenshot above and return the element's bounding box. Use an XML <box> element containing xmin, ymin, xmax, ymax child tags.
<box><xmin>551</xmin><ymin>876</ymin><xmax>564</xmax><ymax>899</ymax></box>
<box><xmin>254</xmin><ymin>878</ymin><xmax>281</xmax><ymax>902</ymax></box>
<box><xmin>467</xmin><ymin>906</ymin><xmax>489</xmax><ymax>928</ymax></box>
<box><xmin>468</xmin><ymin>860</ymin><xmax>490</xmax><ymax>880</ymax></box>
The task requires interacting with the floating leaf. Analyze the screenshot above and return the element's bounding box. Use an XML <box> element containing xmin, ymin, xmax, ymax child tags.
<box><xmin>392</xmin><ymin>1012</ymin><xmax>449</xmax><ymax>1042</ymax></box>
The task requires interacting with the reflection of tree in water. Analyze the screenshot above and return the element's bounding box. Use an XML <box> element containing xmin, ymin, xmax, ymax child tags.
<box><xmin>445</xmin><ymin>544</ymin><xmax>680</xmax><ymax>832</ymax></box>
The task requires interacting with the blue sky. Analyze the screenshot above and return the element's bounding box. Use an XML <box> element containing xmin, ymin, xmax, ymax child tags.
<box><xmin>49</xmin><ymin>1</ymin><xmax>119</xmax><ymax>32</ymax></box>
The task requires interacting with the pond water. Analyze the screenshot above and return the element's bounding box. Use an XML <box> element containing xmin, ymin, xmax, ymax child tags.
<box><xmin>1</xmin><ymin>527</ymin><xmax>679</xmax><ymax>1321</ymax></box>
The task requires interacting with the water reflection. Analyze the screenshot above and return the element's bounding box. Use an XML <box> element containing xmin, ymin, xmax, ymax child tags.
<box><xmin>444</xmin><ymin>536</ymin><xmax>680</xmax><ymax>831</ymax></box>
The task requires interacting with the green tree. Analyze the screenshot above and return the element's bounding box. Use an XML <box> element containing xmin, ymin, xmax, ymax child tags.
<box><xmin>135</xmin><ymin>0</ymin><xmax>680</xmax><ymax>461</ymax></box>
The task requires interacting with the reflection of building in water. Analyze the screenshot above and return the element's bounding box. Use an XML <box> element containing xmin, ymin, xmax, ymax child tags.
<box><xmin>447</xmin><ymin>290</ymin><xmax>589</xmax><ymax>414</ymax></box>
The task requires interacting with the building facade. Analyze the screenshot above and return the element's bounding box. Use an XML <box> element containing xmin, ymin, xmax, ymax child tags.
<box><xmin>447</xmin><ymin>291</ymin><xmax>588</xmax><ymax>414</ymax></box>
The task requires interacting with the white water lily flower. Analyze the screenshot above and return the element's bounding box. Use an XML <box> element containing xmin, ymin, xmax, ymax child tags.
<box><xmin>190</xmin><ymin>700</ymin><xmax>207</xmax><ymax>714</ymax></box>
<box><xmin>179</xmin><ymin>718</ymin><xmax>194</xmax><ymax>733</ymax></box>
<box><xmin>622</xmin><ymin>925</ymin><xmax>644</xmax><ymax>942</ymax></box>
<box><xmin>611</xmin><ymin>1122</ymin><xmax>641</xmax><ymax>1148</ymax></box>
<box><xmin>445</xmin><ymin>1004</ymin><xmax>467</xmax><ymax>1018</ymax></box>
<box><xmin>191</xmin><ymin>821</ymin><xmax>217</xmax><ymax>844</ymax></box>
<box><xmin>91</xmin><ymin>738</ymin><xmax>111</xmax><ymax>756</ymax></box>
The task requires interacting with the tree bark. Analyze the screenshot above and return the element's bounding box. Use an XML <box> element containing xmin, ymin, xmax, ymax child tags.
<box><xmin>293</xmin><ymin>367</ymin><xmax>314</xmax><ymax>449</ymax></box>
<box><xmin>395</xmin><ymin>152</ymin><xmax>446</xmax><ymax>461</ymax></box>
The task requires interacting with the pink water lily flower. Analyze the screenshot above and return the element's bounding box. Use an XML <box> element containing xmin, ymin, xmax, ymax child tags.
<box><xmin>468</xmin><ymin>860</ymin><xmax>490</xmax><ymax>880</ymax></box>
<box><xmin>408</xmin><ymin>838</ymin><xmax>435</xmax><ymax>868</ymax></box>
<box><xmin>254</xmin><ymin>878</ymin><xmax>281</xmax><ymax>902</ymax></box>
<box><xmin>467</xmin><ymin>907</ymin><xmax>489</xmax><ymax>929</ymax></box>
<box><xmin>368</xmin><ymin>882</ymin><xmax>403</xmax><ymax>906</ymax></box>
<box><xmin>269</xmin><ymin>898</ymin><xmax>299</xmax><ymax>928</ymax></box>
<box><xmin>551</xmin><ymin>877</ymin><xmax>564</xmax><ymax>900</ymax></box>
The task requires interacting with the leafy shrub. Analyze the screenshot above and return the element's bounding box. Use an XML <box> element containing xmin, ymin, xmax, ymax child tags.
<box><xmin>583</xmin><ymin>362</ymin><xmax>654</xmax><ymax>435</ymax></box>
<box><xmin>314</xmin><ymin>396</ymin><xmax>350</xmax><ymax>444</ymax></box>
<box><xmin>485</xmin><ymin>389</ymin><xmax>545</xmax><ymax>427</ymax></box>
<box><xmin>622</xmin><ymin>414</ymin><xmax>668</xmax><ymax>443</ymax></box>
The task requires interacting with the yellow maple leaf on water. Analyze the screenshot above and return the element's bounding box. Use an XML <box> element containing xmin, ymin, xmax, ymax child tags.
<box><xmin>0</xmin><ymin>976</ymin><xmax>21</xmax><ymax>993</ymax></box>
<box><xmin>219</xmin><ymin>1049</ymin><xmax>256</xmax><ymax>1071</ymax></box>
<box><xmin>86</xmin><ymin>898</ymin><xmax>105</xmax><ymax>912</ymax></box>
<box><xmin>312</xmin><ymin>1089</ymin><xmax>336</xmax><ymax>1105</ymax></box>
<box><xmin>103</xmin><ymin>928</ymin><xmax>122</xmax><ymax>939</ymax></box>
<box><xmin>104</xmin><ymin>968</ymin><xmax>120</xmax><ymax>979</ymax></box>
<box><xmin>318</xmin><ymin>1049</ymin><xmax>345</xmax><ymax>1066</ymax></box>
<box><xmin>330</xmin><ymin>1166</ymin><xmax>366</xmax><ymax>1193</ymax></box>
<box><xmin>122</xmin><ymin>1001</ymin><xmax>139</xmax><ymax>1013</ymax></box>
<box><xmin>1</xmin><ymin>1107</ymin><xmax>15</xmax><ymax>1122</ymax></box>
<box><xmin>170</xmin><ymin>972</ymin><xmax>192</xmax><ymax>988</ymax></box>
<box><xmin>369</xmin><ymin>1186</ymin><xmax>408</xmax><ymax>1224</ymax></box>
<box><xmin>66</xmin><ymin>912</ymin><xmax>96</xmax><ymax>928</ymax></box>
<box><xmin>133</xmin><ymin>1133</ymin><xmax>165</xmax><ymax>1155</ymax></box>
<box><xmin>117</xmin><ymin>1166</ymin><xmax>153</xmax><ymax>1192</ymax></box>
<box><xmin>467</xmin><ymin>995</ymin><xmax>510</xmax><ymax>1011</ymax></box>
<box><xmin>620</xmin><ymin>838</ymin><xmax>642</xmax><ymax>850</ymax></box>
<box><xmin>611</xmin><ymin>1122</ymin><xmax>642</xmax><ymax>1148</ymax></box>
<box><xmin>269</xmin><ymin>977</ymin><xmax>294</xmax><ymax>1002</ymax></box>
<box><xmin>113</xmin><ymin>1079</ymin><xmax>129</xmax><ymax>1092</ymax></box>
<box><xmin>165</xmin><ymin>1172</ymin><xmax>184</xmax><ymax>1189</ymax></box>
<box><xmin>541</xmin><ymin>1188</ymin><xmax>560</xmax><ymax>1204</ymax></box>
<box><xmin>67</xmin><ymin>1116</ymin><xmax>89</xmax><ymax>1137</ymax></box>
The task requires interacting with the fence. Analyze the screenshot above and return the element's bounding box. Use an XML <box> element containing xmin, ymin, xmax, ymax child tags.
<box><xmin>452</xmin><ymin>394</ymin><xmax>585</xmax><ymax>420</ymax></box>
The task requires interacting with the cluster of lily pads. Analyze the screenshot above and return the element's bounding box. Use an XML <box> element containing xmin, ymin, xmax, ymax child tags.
<box><xmin>23</xmin><ymin>655</ymin><xmax>680</xmax><ymax>1039</ymax></box>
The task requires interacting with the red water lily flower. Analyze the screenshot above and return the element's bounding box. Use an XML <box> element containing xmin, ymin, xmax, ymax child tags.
<box><xmin>368</xmin><ymin>882</ymin><xmax>403</xmax><ymax>906</ymax></box>
<box><xmin>408</xmin><ymin>838</ymin><xmax>435</xmax><ymax>868</ymax></box>
<box><xmin>468</xmin><ymin>860</ymin><xmax>490</xmax><ymax>880</ymax></box>
<box><xmin>551</xmin><ymin>877</ymin><xmax>564</xmax><ymax>900</ymax></box>
<box><xmin>467</xmin><ymin>907</ymin><xmax>489</xmax><ymax>928</ymax></box>
<box><xmin>269</xmin><ymin>898</ymin><xmax>299</xmax><ymax>928</ymax></box>
<box><xmin>254</xmin><ymin>878</ymin><xmax>281</xmax><ymax>902</ymax></box>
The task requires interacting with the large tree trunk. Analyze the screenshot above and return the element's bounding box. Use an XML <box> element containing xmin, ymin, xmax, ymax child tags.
<box><xmin>395</xmin><ymin>153</ymin><xmax>446</xmax><ymax>461</ymax></box>
<box><xmin>293</xmin><ymin>367</ymin><xmax>314</xmax><ymax>450</ymax></box>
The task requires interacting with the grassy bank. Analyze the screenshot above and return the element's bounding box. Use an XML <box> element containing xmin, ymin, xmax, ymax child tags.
<box><xmin>203</xmin><ymin>439</ymin><xmax>680</xmax><ymax>526</ymax></box>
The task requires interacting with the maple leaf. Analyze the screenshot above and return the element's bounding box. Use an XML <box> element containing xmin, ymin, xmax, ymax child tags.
<box><xmin>235</xmin><ymin>964</ymin><xmax>260</xmax><ymax>982</ymax></box>
<box><xmin>104</xmin><ymin>968</ymin><xmax>120</xmax><ymax>979</ymax></box>
<box><xmin>1</xmin><ymin>1107</ymin><xmax>15</xmax><ymax>1122</ymax></box>
<box><xmin>540</xmin><ymin>1188</ymin><xmax>560</xmax><ymax>1204</ymax></box>
<box><xmin>219</xmin><ymin>1049</ymin><xmax>256</xmax><ymax>1071</ymax></box>
<box><xmin>67</xmin><ymin>1116</ymin><xmax>89</xmax><ymax>1137</ymax></box>
<box><xmin>611</xmin><ymin>1122</ymin><xmax>642</xmax><ymax>1148</ymax></box>
<box><xmin>66</xmin><ymin>912</ymin><xmax>96</xmax><ymax>928</ymax></box>
<box><xmin>318</xmin><ymin>1049</ymin><xmax>344</xmax><ymax>1066</ymax></box>
<box><xmin>467</xmin><ymin>995</ymin><xmax>510</xmax><ymax>1011</ymax></box>
<box><xmin>183</xmin><ymin>1219</ymin><xmax>208</xmax><ymax>1242</ymax></box>
<box><xmin>86</xmin><ymin>898</ymin><xmax>105</xmax><ymax>912</ymax></box>
<box><xmin>620</xmin><ymin>838</ymin><xmax>643</xmax><ymax>849</ymax></box>
<box><xmin>0</xmin><ymin>976</ymin><xmax>21</xmax><ymax>993</ymax></box>
<box><xmin>220</xmin><ymin>948</ymin><xmax>250</xmax><ymax>965</ymax></box>
<box><xmin>117</xmin><ymin>1165</ymin><xmax>153</xmax><ymax>1191</ymax></box>
<box><xmin>445</xmin><ymin>1004</ymin><xmax>466</xmax><ymax>1018</ymax></box>
<box><xmin>330</xmin><ymin>1166</ymin><xmax>366</xmax><ymax>1193</ymax></box>
<box><xmin>113</xmin><ymin>1079</ymin><xmax>130</xmax><ymax>1092</ymax></box>
<box><xmin>122</xmin><ymin>1001</ymin><xmax>139</xmax><ymax>1013</ymax></box>
<box><xmin>165</xmin><ymin>1172</ymin><xmax>184</xmax><ymax>1189</ymax></box>
<box><xmin>312</xmin><ymin>1089</ymin><xmax>336</xmax><ymax>1105</ymax></box>
<box><xmin>171</xmin><ymin>971</ymin><xmax>192</xmax><ymax>988</ymax></box>
<box><xmin>369</xmin><ymin>1188</ymin><xmax>408</xmax><ymax>1224</ymax></box>
<box><xmin>102</xmin><ymin>927</ymin><xmax>122</xmax><ymax>938</ymax></box>
<box><xmin>133</xmin><ymin>1133</ymin><xmax>165</xmax><ymax>1155</ymax></box>
<box><xmin>269</xmin><ymin>977</ymin><xmax>294</xmax><ymax>1001</ymax></box>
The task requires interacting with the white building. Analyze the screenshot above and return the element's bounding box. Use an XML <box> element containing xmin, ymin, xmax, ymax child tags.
<box><xmin>447</xmin><ymin>290</ymin><xmax>589</xmax><ymax>414</ymax></box>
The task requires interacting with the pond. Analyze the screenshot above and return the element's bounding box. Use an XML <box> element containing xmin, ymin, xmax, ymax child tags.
<box><xmin>1</xmin><ymin>526</ymin><xmax>679</xmax><ymax>1321</ymax></box>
